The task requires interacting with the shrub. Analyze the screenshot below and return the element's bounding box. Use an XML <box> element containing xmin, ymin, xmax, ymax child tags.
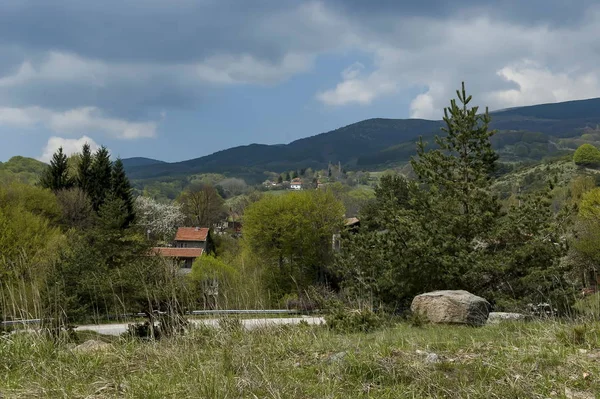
<box><xmin>573</xmin><ymin>144</ymin><xmax>600</xmax><ymax>167</ymax></box>
<box><xmin>325</xmin><ymin>306</ymin><xmax>385</xmax><ymax>333</ymax></box>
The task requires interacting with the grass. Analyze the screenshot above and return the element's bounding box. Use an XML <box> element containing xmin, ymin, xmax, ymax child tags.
<box><xmin>2</xmin><ymin>320</ymin><xmax>600</xmax><ymax>398</ymax></box>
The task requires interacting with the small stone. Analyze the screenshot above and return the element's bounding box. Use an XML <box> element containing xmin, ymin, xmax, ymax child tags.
<box><xmin>73</xmin><ymin>339</ymin><xmax>111</xmax><ymax>353</ymax></box>
<box><xmin>327</xmin><ymin>351</ymin><xmax>347</xmax><ymax>363</ymax></box>
<box><xmin>425</xmin><ymin>353</ymin><xmax>440</xmax><ymax>364</ymax></box>
<box><xmin>487</xmin><ymin>312</ymin><xmax>527</xmax><ymax>324</ymax></box>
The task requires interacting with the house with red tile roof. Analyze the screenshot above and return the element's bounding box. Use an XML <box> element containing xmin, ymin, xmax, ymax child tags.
<box><xmin>152</xmin><ymin>227</ymin><xmax>212</xmax><ymax>270</ymax></box>
<box><xmin>290</xmin><ymin>178</ymin><xmax>303</xmax><ymax>190</ymax></box>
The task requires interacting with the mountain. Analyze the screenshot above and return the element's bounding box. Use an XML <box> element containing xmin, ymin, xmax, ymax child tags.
<box><xmin>125</xmin><ymin>119</ymin><xmax>443</xmax><ymax>181</ymax></box>
<box><xmin>124</xmin><ymin>97</ymin><xmax>600</xmax><ymax>182</ymax></box>
<box><xmin>121</xmin><ymin>157</ymin><xmax>166</xmax><ymax>169</ymax></box>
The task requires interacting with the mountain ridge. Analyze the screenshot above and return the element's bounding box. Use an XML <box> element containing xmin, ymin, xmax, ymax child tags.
<box><xmin>115</xmin><ymin>96</ymin><xmax>600</xmax><ymax>181</ymax></box>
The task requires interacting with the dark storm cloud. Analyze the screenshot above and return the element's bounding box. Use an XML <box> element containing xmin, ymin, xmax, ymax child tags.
<box><xmin>0</xmin><ymin>0</ymin><xmax>317</xmax><ymax>63</ymax></box>
<box><xmin>1</xmin><ymin>0</ymin><xmax>599</xmax><ymax>132</ymax></box>
<box><xmin>330</xmin><ymin>0</ymin><xmax>595</xmax><ymax>27</ymax></box>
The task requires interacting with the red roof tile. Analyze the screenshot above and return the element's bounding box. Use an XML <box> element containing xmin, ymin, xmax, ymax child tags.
<box><xmin>151</xmin><ymin>247</ymin><xmax>203</xmax><ymax>258</ymax></box>
<box><xmin>175</xmin><ymin>227</ymin><xmax>209</xmax><ymax>241</ymax></box>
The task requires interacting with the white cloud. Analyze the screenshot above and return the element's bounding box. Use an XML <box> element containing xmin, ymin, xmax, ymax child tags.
<box><xmin>39</xmin><ymin>136</ymin><xmax>101</xmax><ymax>163</ymax></box>
<box><xmin>486</xmin><ymin>61</ymin><xmax>600</xmax><ymax>108</ymax></box>
<box><xmin>0</xmin><ymin>106</ymin><xmax>157</xmax><ymax>139</ymax></box>
<box><xmin>47</xmin><ymin>107</ymin><xmax>157</xmax><ymax>139</ymax></box>
<box><xmin>316</xmin><ymin>7</ymin><xmax>600</xmax><ymax>118</ymax></box>
<box><xmin>0</xmin><ymin>106</ymin><xmax>45</xmax><ymax>127</ymax></box>
<box><xmin>409</xmin><ymin>83</ymin><xmax>446</xmax><ymax>119</ymax></box>
<box><xmin>0</xmin><ymin>52</ymin><xmax>111</xmax><ymax>88</ymax></box>
<box><xmin>316</xmin><ymin>63</ymin><xmax>397</xmax><ymax>106</ymax></box>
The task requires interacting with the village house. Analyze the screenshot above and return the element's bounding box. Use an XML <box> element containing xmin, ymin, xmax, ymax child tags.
<box><xmin>152</xmin><ymin>227</ymin><xmax>211</xmax><ymax>270</ymax></box>
<box><xmin>290</xmin><ymin>177</ymin><xmax>303</xmax><ymax>190</ymax></box>
<box><xmin>332</xmin><ymin>217</ymin><xmax>361</xmax><ymax>251</ymax></box>
<box><xmin>215</xmin><ymin>212</ymin><xmax>242</xmax><ymax>236</ymax></box>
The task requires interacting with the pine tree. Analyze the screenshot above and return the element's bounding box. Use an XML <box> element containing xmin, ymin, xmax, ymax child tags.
<box><xmin>411</xmin><ymin>81</ymin><xmax>500</xmax><ymax>242</ymax></box>
<box><xmin>89</xmin><ymin>146</ymin><xmax>112</xmax><ymax>212</ymax></box>
<box><xmin>337</xmin><ymin>82</ymin><xmax>571</xmax><ymax>312</ymax></box>
<box><xmin>77</xmin><ymin>143</ymin><xmax>93</xmax><ymax>196</ymax></box>
<box><xmin>39</xmin><ymin>147</ymin><xmax>73</xmax><ymax>191</ymax></box>
<box><xmin>110</xmin><ymin>158</ymin><xmax>135</xmax><ymax>228</ymax></box>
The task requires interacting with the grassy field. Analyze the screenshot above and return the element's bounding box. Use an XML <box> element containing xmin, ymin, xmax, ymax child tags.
<box><xmin>2</xmin><ymin>320</ymin><xmax>599</xmax><ymax>398</ymax></box>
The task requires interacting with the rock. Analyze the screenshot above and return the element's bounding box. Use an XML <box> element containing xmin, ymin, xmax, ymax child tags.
<box><xmin>326</xmin><ymin>351</ymin><xmax>347</xmax><ymax>363</ymax></box>
<box><xmin>415</xmin><ymin>350</ymin><xmax>441</xmax><ymax>364</ymax></box>
<box><xmin>487</xmin><ymin>312</ymin><xmax>527</xmax><ymax>324</ymax></box>
<box><xmin>73</xmin><ymin>339</ymin><xmax>111</xmax><ymax>353</ymax></box>
<box><xmin>425</xmin><ymin>353</ymin><xmax>440</xmax><ymax>364</ymax></box>
<box><xmin>411</xmin><ymin>290</ymin><xmax>490</xmax><ymax>326</ymax></box>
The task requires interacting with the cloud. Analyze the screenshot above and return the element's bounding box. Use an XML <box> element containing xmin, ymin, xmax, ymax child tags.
<box><xmin>0</xmin><ymin>106</ymin><xmax>157</xmax><ymax>139</ymax></box>
<box><xmin>409</xmin><ymin>83</ymin><xmax>446</xmax><ymax>119</ymax></box>
<box><xmin>487</xmin><ymin>61</ymin><xmax>600</xmax><ymax>107</ymax></box>
<box><xmin>1</xmin><ymin>0</ymin><xmax>600</xmax><ymax>129</ymax></box>
<box><xmin>317</xmin><ymin>62</ymin><xmax>397</xmax><ymax>106</ymax></box>
<box><xmin>194</xmin><ymin>53</ymin><xmax>314</xmax><ymax>85</ymax></box>
<box><xmin>0</xmin><ymin>1</ymin><xmax>346</xmax><ymax>118</ymax></box>
<box><xmin>318</xmin><ymin>6</ymin><xmax>600</xmax><ymax>118</ymax></box>
<box><xmin>39</xmin><ymin>135</ymin><xmax>100</xmax><ymax>163</ymax></box>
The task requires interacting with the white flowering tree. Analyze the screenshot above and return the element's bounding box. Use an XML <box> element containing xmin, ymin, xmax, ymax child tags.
<box><xmin>134</xmin><ymin>196</ymin><xmax>185</xmax><ymax>242</ymax></box>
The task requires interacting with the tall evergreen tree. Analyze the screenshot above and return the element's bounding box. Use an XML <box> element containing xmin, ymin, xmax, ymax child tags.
<box><xmin>337</xmin><ymin>82</ymin><xmax>570</xmax><ymax>312</ymax></box>
<box><xmin>110</xmin><ymin>158</ymin><xmax>135</xmax><ymax>228</ymax></box>
<box><xmin>39</xmin><ymin>147</ymin><xmax>73</xmax><ymax>191</ymax></box>
<box><xmin>90</xmin><ymin>146</ymin><xmax>112</xmax><ymax>212</ymax></box>
<box><xmin>411</xmin><ymin>81</ymin><xmax>500</xmax><ymax>242</ymax></box>
<box><xmin>77</xmin><ymin>143</ymin><xmax>93</xmax><ymax>196</ymax></box>
<box><xmin>336</xmin><ymin>83</ymin><xmax>502</xmax><ymax>309</ymax></box>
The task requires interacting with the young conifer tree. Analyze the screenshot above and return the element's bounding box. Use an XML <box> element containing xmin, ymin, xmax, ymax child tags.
<box><xmin>89</xmin><ymin>146</ymin><xmax>112</xmax><ymax>212</ymax></box>
<box><xmin>77</xmin><ymin>143</ymin><xmax>94</xmax><ymax>196</ymax></box>
<box><xmin>40</xmin><ymin>147</ymin><xmax>74</xmax><ymax>191</ymax></box>
<box><xmin>411</xmin><ymin>81</ymin><xmax>500</xmax><ymax>242</ymax></box>
<box><xmin>110</xmin><ymin>158</ymin><xmax>135</xmax><ymax>228</ymax></box>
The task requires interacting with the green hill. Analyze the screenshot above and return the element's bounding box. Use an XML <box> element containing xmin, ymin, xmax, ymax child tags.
<box><xmin>121</xmin><ymin>157</ymin><xmax>166</xmax><ymax>169</ymax></box>
<box><xmin>124</xmin><ymin>97</ymin><xmax>600</xmax><ymax>183</ymax></box>
<box><xmin>0</xmin><ymin>156</ymin><xmax>47</xmax><ymax>185</ymax></box>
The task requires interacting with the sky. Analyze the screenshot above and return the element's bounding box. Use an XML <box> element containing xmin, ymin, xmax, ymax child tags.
<box><xmin>2</xmin><ymin>1</ymin><xmax>600</xmax><ymax>163</ymax></box>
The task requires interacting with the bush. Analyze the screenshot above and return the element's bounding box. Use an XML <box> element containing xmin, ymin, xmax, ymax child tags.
<box><xmin>573</xmin><ymin>144</ymin><xmax>600</xmax><ymax>167</ymax></box>
<box><xmin>324</xmin><ymin>306</ymin><xmax>385</xmax><ymax>333</ymax></box>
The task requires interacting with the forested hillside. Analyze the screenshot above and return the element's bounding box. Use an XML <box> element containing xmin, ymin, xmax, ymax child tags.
<box><xmin>0</xmin><ymin>156</ymin><xmax>47</xmax><ymax>185</ymax></box>
<box><xmin>124</xmin><ymin>97</ymin><xmax>600</xmax><ymax>183</ymax></box>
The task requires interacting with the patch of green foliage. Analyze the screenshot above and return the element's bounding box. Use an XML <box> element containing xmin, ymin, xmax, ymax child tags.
<box><xmin>573</xmin><ymin>143</ymin><xmax>600</xmax><ymax>167</ymax></box>
<box><xmin>0</xmin><ymin>156</ymin><xmax>47</xmax><ymax>185</ymax></box>
<box><xmin>324</xmin><ymin>306</ymin><xmax>385</xmax><ymax>333</ymax></box>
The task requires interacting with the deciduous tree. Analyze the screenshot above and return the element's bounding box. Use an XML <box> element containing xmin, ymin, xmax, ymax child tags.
<box><xmin>243</xmin><ymin>190</ymin><xmax>344</xmax><ymax>297</ymax></box>
<box><xmin>177</xmin><ymin>184</ymin><xmax>225</xmax><ymax>227</ymax></box>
